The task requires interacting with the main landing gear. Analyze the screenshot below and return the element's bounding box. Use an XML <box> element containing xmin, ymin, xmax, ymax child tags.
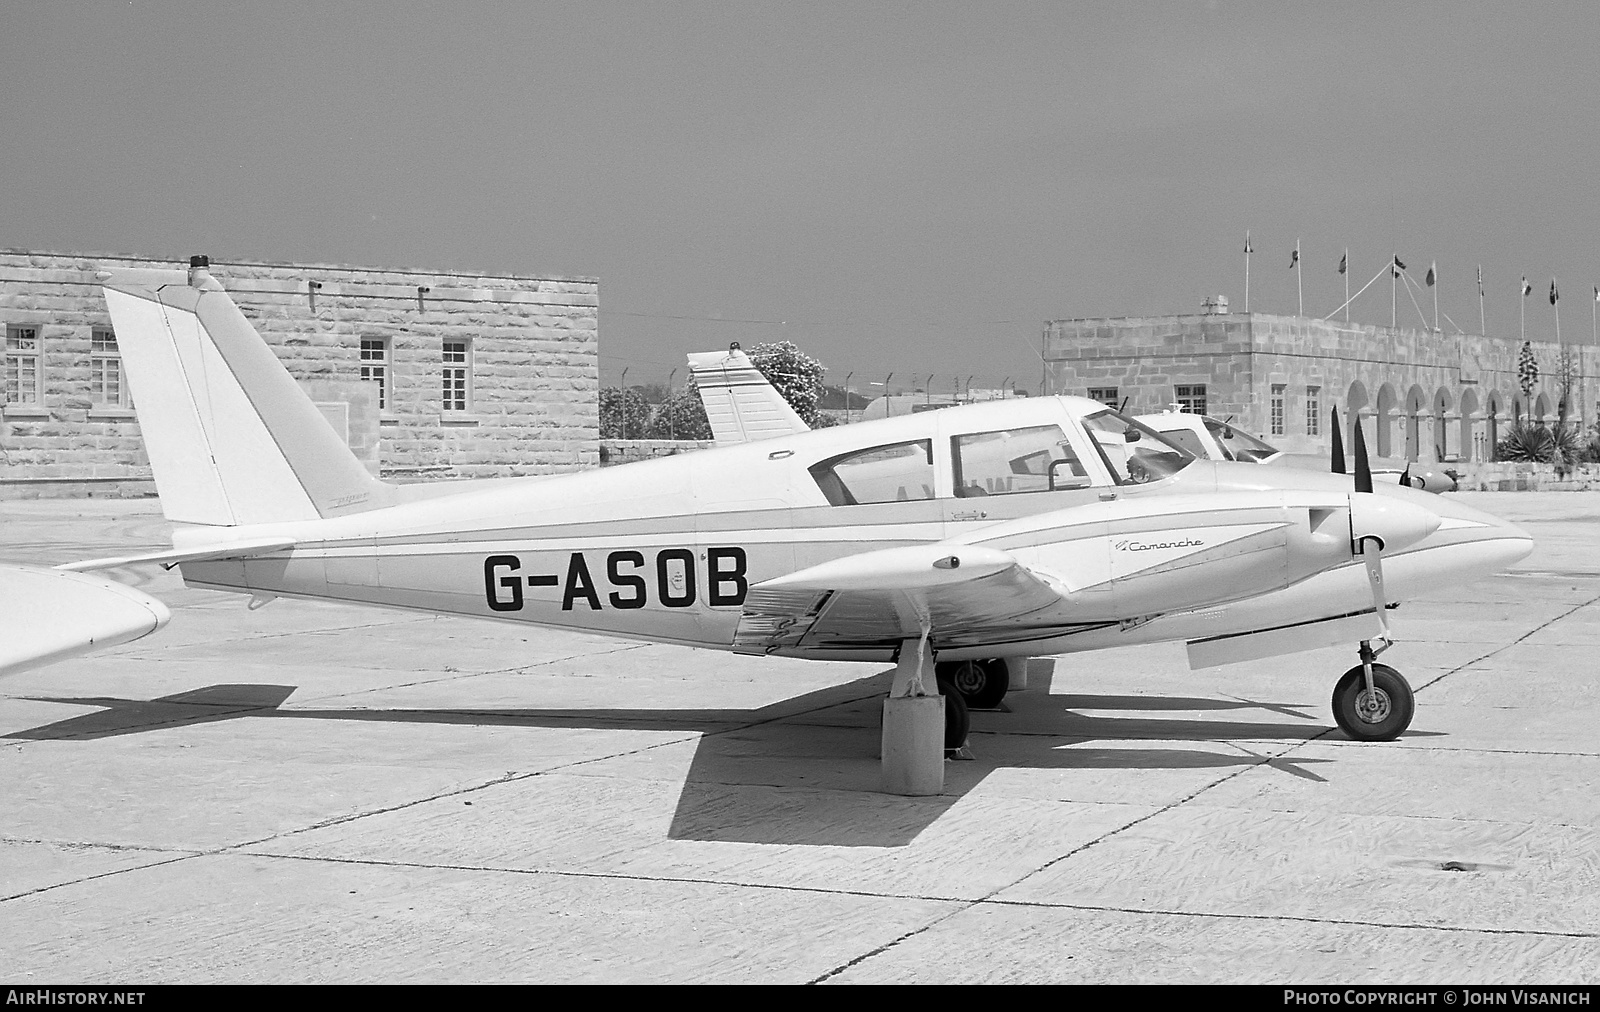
<box><xmin>935</xmin><ymin>658</ymin><xmax>1011</xmax><ymax>710</ymax></box>
<box><xmin>1331</xmin><ymin>639</ymin><xmax>1415</xmax><ymax>741</ymax></box>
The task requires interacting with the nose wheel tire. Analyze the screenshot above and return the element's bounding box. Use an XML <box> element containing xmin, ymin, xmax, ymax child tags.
<box><xmin>936</xmin><ymin>658</ymin><xmax>1010</xmax><ymax>710</ymax></box>
<box><xmin>1331</xmin><ymin>663</ymin><xmax>1414</xmax><ymax>741</ymax></box>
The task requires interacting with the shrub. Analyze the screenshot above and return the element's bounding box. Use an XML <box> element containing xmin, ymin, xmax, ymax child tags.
<box><xmin>1495</xmin><ymin>422</ymin><xmax>1554</xmax><ymax>463</ymax></box>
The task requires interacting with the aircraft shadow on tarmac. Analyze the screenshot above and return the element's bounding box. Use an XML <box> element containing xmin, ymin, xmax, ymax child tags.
<box><xmin>5</xmin><ymin>666</ymin><xmax>1438</xmax><ymax>848</ymax></box>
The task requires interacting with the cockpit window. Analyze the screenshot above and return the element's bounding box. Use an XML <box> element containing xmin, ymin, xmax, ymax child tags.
<box><xmin>1082</xmin><ymin>409</ymin><xmax>1194</xmax><ymax>485</ymax></box>
<box><xmin>809</xmin><ymin>440</ymin><xmax>935</xmax><ymax>506</ymax></box>
<box><xmin>952</xmin><ymin>425</ymin><xmax>1088</xmax><ymax>497</ymax></box>
<box><xmin>1202</xmin><ymin>416</ymin><xmax>1279</xmax><ymax>462</ymax></box>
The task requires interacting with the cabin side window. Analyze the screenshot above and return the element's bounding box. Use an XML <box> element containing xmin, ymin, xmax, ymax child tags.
<box><xmin>951</xmin><ymin>424</ymin><xmax>1087</xmax><ymax>497</ymax></box>
<box><xmin>808</xmin><ymin>440</ymin><xmax>936</xmax><ymax>506</ymax></box>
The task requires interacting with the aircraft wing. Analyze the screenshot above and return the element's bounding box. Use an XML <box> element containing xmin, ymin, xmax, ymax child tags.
<box><xmin>732</xmin><ymin>544</ymin><xmax>1083</xmax><ymax>653</ymax></box>
<box><xmin>0</xmin><ymin>565</ymin><xmax>171</xmax><ymax>676</ymax></box>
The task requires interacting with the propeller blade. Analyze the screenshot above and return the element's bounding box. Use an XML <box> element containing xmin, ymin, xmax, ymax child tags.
<box><xmin>1330</xmin><ymin>406</ymin><xmax>1346</xmax><ymax>474</ymax></box>
<box><xmin>1352</xmin><ymin>416</ymin><xmax>1373</xmax><ymax>494</ymax></box>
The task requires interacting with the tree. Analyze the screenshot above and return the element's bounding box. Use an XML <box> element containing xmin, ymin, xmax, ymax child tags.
<box><xmin>743</xmin><ymin>341</ymin><xmax>828</xmax><ymax>426</ymax></box>
<box><xmin>646</xmin><ymin>389</ymin><xmax>712</xmax><ymax>440</ymax></box>
<box><xmin>600</xmin><ymin>386</ymin><xmax>652</xmax><ymax>439</ymax></box>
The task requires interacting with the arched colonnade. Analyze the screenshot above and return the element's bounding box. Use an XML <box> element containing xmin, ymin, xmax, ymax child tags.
<box><xmin>1341</xmin><ymin>379</ymin><xmax>1574</xmax><ymax>464</ymax></box>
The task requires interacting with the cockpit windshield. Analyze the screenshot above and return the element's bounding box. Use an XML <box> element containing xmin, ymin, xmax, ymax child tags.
<box><xmin>1081</xmin><ymin>409</ymin><xmax>1194</xmax><ymax>484</ymax></box>
<box><xmin>1202</xmin><ymin>416</ymin><xmax>1279</xmax><ymax>462</ymax></box>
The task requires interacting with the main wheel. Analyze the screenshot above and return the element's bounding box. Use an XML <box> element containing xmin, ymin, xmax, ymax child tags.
<box><xmin>936</xmin><ymin>658</ymin><xmax>1010</xmax><ymax>710</ymax></box>
<box><xmin>936</xmin><ymin>677</ymin><xmax>971</xmax><ymax>750</ymax></box>
<box><xmin>1331</xmin><ymin>663</ymin><xmax>1414</xmax><ymax>741</ymax></box>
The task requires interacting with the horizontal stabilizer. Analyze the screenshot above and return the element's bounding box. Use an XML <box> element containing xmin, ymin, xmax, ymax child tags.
<box><xmin>57</xmin><ymin>537</ymin><xmax>297</xmax><ymax>573</ymax></box>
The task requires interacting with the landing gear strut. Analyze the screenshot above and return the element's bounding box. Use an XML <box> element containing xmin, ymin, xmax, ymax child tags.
<box><xmin>1331</xmin><ymin>640</ymin><xmax>1415</xmax><ymax>741</ymax></box>
<box><xmin>936</xmin><ymin>658</ymin><xmax>1010</xmax><ymax>710</ymax></box>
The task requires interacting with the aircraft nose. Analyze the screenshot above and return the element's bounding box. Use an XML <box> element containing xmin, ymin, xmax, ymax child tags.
<box><xmin>1349</xmin><ymin>493</ymin><xmax>1442</xmax><ymax>553</ymax></box>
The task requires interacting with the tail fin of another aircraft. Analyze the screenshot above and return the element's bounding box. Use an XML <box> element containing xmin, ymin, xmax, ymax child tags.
<box><xmin>687</xmin><ymin>345</ymin><xmax>811</xmax><ymax>447</ymax></box>
<box><xmin>101</xmin><ymin>258</ymin><xmax>397</xmax><ymax>527</ymax></box>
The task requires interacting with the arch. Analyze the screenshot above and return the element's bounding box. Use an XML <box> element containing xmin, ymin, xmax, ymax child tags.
<box><xmin>1345</xmin><ymin>380</ymin><xmax>1370</xmax><ymax>456</ymax></box>
<box><xmin>1459</xmin><ymin>388</ymin><xmax>1480</xmax><ymax>463</ymax></box>
<box><xmin>1404</xmin><ymin>384</ymin><xmax>1428</xmax><ymax>462</ymax></box>
<box><xmin>1432</xmin><ymin>386</ymin><xmax>1454</xmax><ymax>462</ymax></box>
<box><xmin>1533</xmin><ymin>392</ymin><xmax>1553</xmax><ymax>424</ymax></box>
<box><xmin>1375</xmin><ymin>383</ymin><xmax>1399</xmax><ymax>458</ymax></box>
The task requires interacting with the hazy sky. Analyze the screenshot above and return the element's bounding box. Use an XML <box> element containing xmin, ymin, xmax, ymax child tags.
<box><xmin>5</xmin><ymin>2</ymin><xmax>1599</xmax><ymax>393</ymax></box>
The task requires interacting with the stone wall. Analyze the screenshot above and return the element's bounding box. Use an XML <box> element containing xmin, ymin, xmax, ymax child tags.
<box><xmin>1451</xmin><ymin>461</ymin><xmax>1600</xmax><ymax>492</ymax></box>
<box><xmin>599</xmin><ymin>438</ymin><xmax>714</xmax><ymax>466</ymax></box>
<box><xmin>1044</xmin><ymin>311</ymin><xmax>1597</xmax><ymax>466</ymax></box>
<box><xmin>0</xmin><ymin>251</ymin><xmax>599</xmax><ymax>497</ymax></box>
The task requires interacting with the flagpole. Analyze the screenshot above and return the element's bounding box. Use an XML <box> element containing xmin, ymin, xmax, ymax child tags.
<box><xmin>1478</xmin><ymin>265</ymin><xmax>1486</xmax><ymax>337</ymax></box>
<box><xmin>1244</xmin><ymin>232</ymin><xmax>1252</xmax><ymax>313</ymax></box>
<box><xmin>1344</xmin><ymin>248</ymin><xmax>1350</xmax><ymax>323</ymax></box>
<box><xmin>1521</xmin><ymin>276</ymin><xmax>1527</xmax><ymax>343</ymax></box>
<box><xmin>1391</xmin><ymin>255</ymin><xmax>1398</xmax><ymax>329</ymax></box>
<box><xmin>1554</xmin><ymin>278</ymin><xmax>1561</xmax><ymax>345</ymax></box>
<box><xmin>1296</xmin><ymin>239</ymin><xmax>1303</xmax><ymax>316</ymax></box>
<box><xmin>1432</xmin><ymin>262</ymin><xmax>1439</xmax><ymax>334</ymax></box>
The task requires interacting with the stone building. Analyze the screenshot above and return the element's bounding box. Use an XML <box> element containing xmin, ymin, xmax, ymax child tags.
<box><xmin>1</xmin><ymin>251</ymin><xmax>599</xmax><ymax>497</ymax></box>
<box><xmin>1043</xmin><ymin>304</ymin><xmax>1595</xmax><ymax>465</ymax></box>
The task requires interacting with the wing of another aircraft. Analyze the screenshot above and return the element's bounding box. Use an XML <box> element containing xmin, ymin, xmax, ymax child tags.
<box><xmin>687</xmin><ymin>347</ymin><xmax>811</xmax><ymax>447</ymax></box>
<box><xmin>0</xmin><ymin>565</ymin><xmax>170</xmax><ymax>676</ymax></box>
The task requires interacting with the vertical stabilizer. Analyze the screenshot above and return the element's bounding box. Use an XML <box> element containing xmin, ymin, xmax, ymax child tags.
<box><xmin>101</xmin><ymin>258</ymin><xmax>396</xmax><ymax>526</ymax></box>
<box><xmin>688</xmin><ymin>346</ymin><xmax>811</xmax><ymax>447</ymax></box>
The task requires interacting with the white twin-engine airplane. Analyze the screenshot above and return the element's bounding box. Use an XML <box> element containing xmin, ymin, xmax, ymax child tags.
<box><xmin>76</xmin><ymin>259</ymin><xmax>1531</xmax><ymax>790</ymax></box>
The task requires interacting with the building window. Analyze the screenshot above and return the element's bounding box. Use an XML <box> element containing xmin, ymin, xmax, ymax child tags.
<box><xmin>1270</xmin><ymin>384</ymin><xmax>1286</xmax><ymax>436</ymax></box>
<box><xmin>1305</xmin><ymin>386</ymin><xmax>1321</xmax><ymax>436</ymax></box>
<box><xmin>442</xmin><ymin>339</ymin><xmax>471</xmax><ymax>412</ymax></box>
<box><xmin>90</xmin><ymin>328</ymin><xmax>128</xmax><ymax>408</ymax></box>
<box><xmin>1086</xmin><ymin>386</ymin><xmax>1118</xmax><ymax>408</ymax></box>
<box><xmin>1174</xmin><ymin>384</ymin><xmax>1206</xmax><ymax>415</ymax></box>
<box><xmin>4</xmin><ymin>325</ymin><xmax>42</xmax><ymax>406</ymax></box>
<box><xmin>360</xmin><ymin>337</ymin><xmax>391</xmax><ymax>411</ymax></box>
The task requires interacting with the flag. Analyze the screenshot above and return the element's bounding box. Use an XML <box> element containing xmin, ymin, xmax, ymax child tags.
<box><xmin>1289</xmin><ymin>249</ymin><xmax>1299</xmax><ymax>269</ymax></box>
<box><xmin>1477</xmin><ymin>265</ymin><xmax>1484</xmax><ymax>296</ymax></box>
<box><xmin>1392</xmin><ymin>254</ymin><xmax>1406</xmax><ymax>277</ymax></box>
<box><xmin>1594</xmin><ymin>285</ymin><xmax>1598</xmax><ymax>302</ymax></box>
<box><xmin>1244</xmin><ymin>233</ymin><xmax>1253</xmax><ymax>254</ymax></box>
<box><xmin>1338</xmin><ymin>252</ymin><xmax>1347</xmax><ymax>275</ymax></box>
<box><xmin>1522</xmin><ymin>276</ymin><xmax>1532</xmax><ymax>297</ymax></box>
<box><xmin>1426</xmin><ymin>264</ymin><xmax>1436</xmax><ymax>287</ymax></box>
<box><xmin>1550</xmin><ymin>280</ymin><xmax>1559</xmax><ymax>305</ymax></box>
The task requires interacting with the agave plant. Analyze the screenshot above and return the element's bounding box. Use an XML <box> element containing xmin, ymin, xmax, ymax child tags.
<box><xmin>1495</xmin><ymin>422</ymin><xmax>1554</xmax><ymax>463</ymax></box>
<box><xmin>1550</xmin><ymin>424</ymin><xmax>1583</xmax><ymax>474</ymax></box>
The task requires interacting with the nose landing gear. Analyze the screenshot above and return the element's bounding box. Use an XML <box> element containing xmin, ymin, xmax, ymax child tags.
<box><xmin>1331</xmin><ymin>640</ymin><xmax>1415</xmax><ymax>741</ymax></box>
